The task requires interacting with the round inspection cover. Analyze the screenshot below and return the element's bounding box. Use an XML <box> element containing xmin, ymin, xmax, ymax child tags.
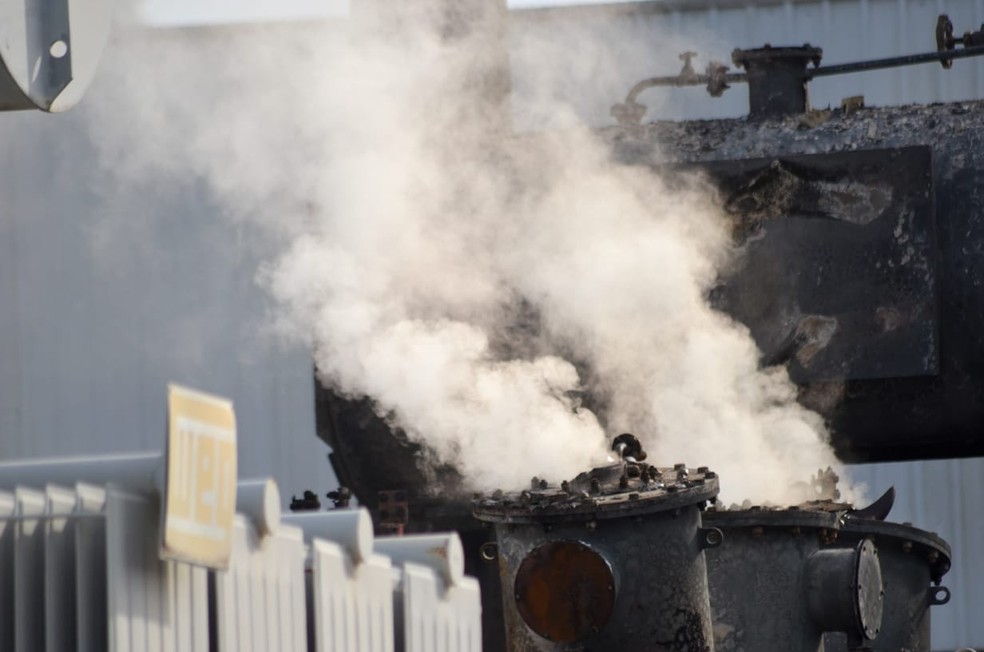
<box><xmin>855</xmin><ymin>539</ymin><xmax>884</xmax><ymax>639</ymax></box>
<box><xmin>513</xmin><ymin>540</ymin><xmax>616</xmax><ymax>643</ymax></box>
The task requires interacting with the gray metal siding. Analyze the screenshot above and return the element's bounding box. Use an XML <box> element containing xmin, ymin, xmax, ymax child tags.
<box><xmin>0</xmin><ymin>108</ymin><xmax>332</xmax><ymax>503</ymax></box>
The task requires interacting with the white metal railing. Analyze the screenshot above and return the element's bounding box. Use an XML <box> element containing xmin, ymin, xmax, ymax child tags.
<box><xmin>0</xmin><ymin>454</ymin><xmax>481</xmax><ymax>652</ymax></box>
<box><xmin>285</xmin><ymin>509</ymin><xmax>395</xmax><ymax>652</ymax></box>
<box><xmin>376</xmin><ymin>534</ymin><xmax>482</xmax><ymax>652</ymax></box>
<box><xmin>212</xmin><ymin>479</ymin><xmax>307</xmax><ymax>652</ymax></box>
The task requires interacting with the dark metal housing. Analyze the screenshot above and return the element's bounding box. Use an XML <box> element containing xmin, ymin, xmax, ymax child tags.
<box><xmin>704</xmin><ymin>504</ymin><xmax>881</xmax><ymax>651</ymax></box>
<box><xmin>823</xmin><ymin>516</ymin><xmax>952</xmax><ymax>652</ymax></box>
<box><xmin>703</xmin><ymin>500</ymin><xmax>951</xmax><ymax>652</ymax></box>
<box><xmin>474</xmin><ymin>460</ymin><xmax>720</xmax><ymax>652</ymax></box>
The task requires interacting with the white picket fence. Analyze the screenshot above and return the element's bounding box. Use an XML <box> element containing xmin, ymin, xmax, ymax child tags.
<box><xmin>0</xmin><ymin>462</ymin><xmax>482</xmax><ymax>652</ymax></box>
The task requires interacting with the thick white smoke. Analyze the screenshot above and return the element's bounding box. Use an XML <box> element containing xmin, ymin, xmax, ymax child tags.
<box><xmin>84</xmin><ymin>3</ymin><xmax>850</xmax><ymax>503</ymax></box>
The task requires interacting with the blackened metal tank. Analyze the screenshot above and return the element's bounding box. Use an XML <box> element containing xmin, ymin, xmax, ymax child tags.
<box><xmin>702</xmin><ymin>492</ymin><xmax>952</xmax><ymax>652</ymax></box>
<box><xmin>317</xmin><ymin>103</ymin><xmax>984</xmax><ymax>533</ymax></box>
<box><xmin>604</xmin><ymin>102</ymin><xmax>984</xmax><ymax>464</ymax></box>
<box><xmin>823</xmin><ymin>514</ymin><xmax>952</xmax><ymax>652</ymax></box>
<box><xmin>703</xmin><ymin>502</ymin><xmax>883</xmax><ymax>652</ymax></box>
<box><xmin>473</xmin><ymin>438</ymin><xmax>721</xmax><ymax>652</ymax></box>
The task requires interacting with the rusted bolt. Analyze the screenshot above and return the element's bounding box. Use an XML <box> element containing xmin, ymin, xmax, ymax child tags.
<box><xmin>751</xmin><ymin>526</ymin><xmax>765</xmax><ymax>537</ymax></box>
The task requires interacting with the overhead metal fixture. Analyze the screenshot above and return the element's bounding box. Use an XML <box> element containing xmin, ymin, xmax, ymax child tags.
<box><xmin>613</xmin><ymin>14</ymin><xmax>984</xmax><ymax>121</ymax></box>
<box><xmin>0</xmin><ymin>0</ymin><xmax>114</xmax><ymax>112</ymax></box>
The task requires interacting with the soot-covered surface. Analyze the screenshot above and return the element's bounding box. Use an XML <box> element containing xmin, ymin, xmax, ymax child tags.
<box><xmin>605</xmin><ymin>101</ymin><xmax>984</xmax><ymax>462</ymax></box>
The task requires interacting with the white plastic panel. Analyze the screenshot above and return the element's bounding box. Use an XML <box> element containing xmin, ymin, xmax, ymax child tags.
<box><xmin>212</xmin><ymin>517</ymin><xmax>307</xmax><ymax>652</ymax></box>
<box><xmin>105</xmin><ymin>489</ymin><xmax>209</xmax><ymax>652</ymax></box>
<box><xmin>398</xmin><ymin>563</ymin><xmax>482</xmax><ymax>652</ymax></box>
<box><xmin>310</xmin><ymin>540</ymin><xmax>394</xmax><ymax>652</ymax></box>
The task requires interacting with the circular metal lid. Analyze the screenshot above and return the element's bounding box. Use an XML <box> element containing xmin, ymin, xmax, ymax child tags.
<box><xmin>472</xmin><ymin>462</ymin><xmax>718</xmax><ymax>524</ymax></box>
<box><xmin>855</xmin><ymin>539</ymin><xmax>884</xmax><ymax>640</ymax></box>
<box><xmin>513</xmin><ymin>540</ymin><xmax>616</xmax><ymax>643</ymax></box>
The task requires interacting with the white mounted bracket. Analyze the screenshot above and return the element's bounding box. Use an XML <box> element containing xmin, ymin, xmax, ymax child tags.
<box><xmin>0</xmin><ymin>0</ymin><xmax>113</xmax><ymax>112</ymax></box>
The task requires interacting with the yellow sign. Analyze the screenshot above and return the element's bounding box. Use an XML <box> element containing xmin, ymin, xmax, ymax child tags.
<box><xmin>162</xmin><ymin>384</ymin><xmax>237</xmax><ymax>569</ymax></box>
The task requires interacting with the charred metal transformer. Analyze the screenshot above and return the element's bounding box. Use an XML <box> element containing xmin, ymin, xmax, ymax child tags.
<box><xmin>703</xmin><ymin>496</ymin><xmax>951</xmax><ymax>652</ymax></box>
<box><xmin>823</xmin><ymin>514</ymin><xmax>952</xmax><ymax>652</ymax></box>
<box><xmin>315</xmin><ymin>17</ymin><xmax>980</xmax><ymax>652</ymax></box>
<box><xmin>473</xmin><ymin>437</ymin><xmax>721</xmax><ymax>652</ymax></box>
<box><xmin>704</xmin><ymin>502</ymin><xmax>883</xmax><ymax>651</ymax></box>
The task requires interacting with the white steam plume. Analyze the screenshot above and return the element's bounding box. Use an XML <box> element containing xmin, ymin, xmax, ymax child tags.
<box><xmin>84</xmin><ymin>3</ymin><xmax>850</xmax><ymax>503</ymax></box>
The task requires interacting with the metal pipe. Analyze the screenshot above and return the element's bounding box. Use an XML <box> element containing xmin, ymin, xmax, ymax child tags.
<box><xmin>624</xmin><ymin>71</ymin><xmax>747</xmax><ymax>102</ymax></box>
<box><xmin>811</xmin><ymin>44</ymin><xmax>984</xmax><ymax>77</ymax></box>
<box><xmin>375</xmin><ymin>533</ymin><xmax>465</xmax><ymax>586</ymax></box>
<box><xmin>282</xmin><ymin>507</ymin><xmax>375</xmax><ymax>564</ymax></box>
<box><xmin>0</xmin><ymin>452</ymin><xmax>163</xmax><ymax>495</ymax></box>
<box><xmin>236</xmin><ymin>479</ymin><xmax>281</xmax><ymax>537</ymax></box>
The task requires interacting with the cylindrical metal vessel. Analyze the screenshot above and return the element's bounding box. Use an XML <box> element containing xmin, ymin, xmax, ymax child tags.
<box><xmin>704</xmin><ymin>503</ymin><xmax>884</xmax><ymax>652</ymax></box>
<box><xmin>474</xmin><ymin>455</ymin><xmax>720</xmax><ymax>652</ymax></box>
<box><xmin>731</xmin><ymin>45</ymin><xmax>823</xmax><ymax>118</ymax></box>
<box><xmin>823</xmin><ymin>517</ymin><xmax>952</xmax><ymax>652</ymax></box>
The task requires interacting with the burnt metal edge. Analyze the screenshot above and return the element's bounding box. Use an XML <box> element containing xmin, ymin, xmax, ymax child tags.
<box><xmin>841</xmin><ymin>516</ymin><xmax>952</xmax><ymax>581</ymax></box>
<box><xmin>472</xmin><ymin>477</ymin><xmax>719</xmax><ymax>524</ymax></box>
<box><xmin>704</xmin><ymin>505</ymin><xmax>845</xmax><ymax>530</ymax></box>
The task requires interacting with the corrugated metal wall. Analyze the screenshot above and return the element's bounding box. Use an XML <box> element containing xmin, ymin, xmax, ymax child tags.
<box><xmin>0</xmin><ymin>105</ymin><xmax>333</xmax><ymax>503</ymax></box>
<box><xmin>512</xmin><ymin>2</ymin><xmax>984</xmax><ymax>648</ymax></box>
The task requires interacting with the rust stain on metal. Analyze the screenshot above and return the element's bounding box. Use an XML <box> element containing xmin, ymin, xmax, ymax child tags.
<box><xmin>513</xmin><ymin>540</ymin><xmax>615</xmax><ymax>643</ymax></box>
